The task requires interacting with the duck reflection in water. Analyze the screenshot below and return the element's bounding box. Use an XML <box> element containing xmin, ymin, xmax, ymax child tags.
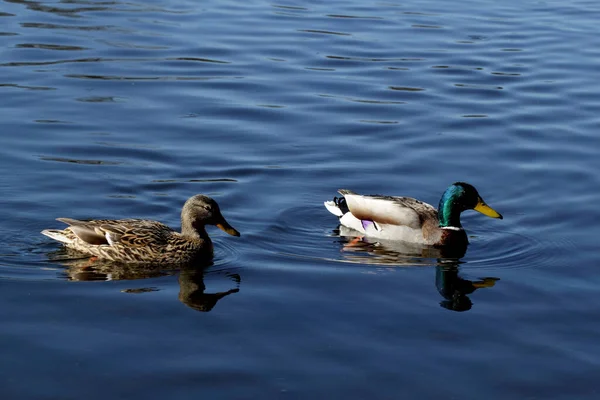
<box><xmin>333</xmin><ymin>226</ymin><xmax>499</xmax><ymax>311</ymax></box>
<box><xmin>177</xmin><ymin>268</ymin><xmax>240</xmax><ymax>312</ymax></box>
<box><xmin>436</xmin><ymin>264</ymin><xmax>498</xmax><ymax>312</ymax></box>
<box><xmin>48</xmin><ymin>250</ymin><xmax>240</xmax><ymax>313</ymax></box>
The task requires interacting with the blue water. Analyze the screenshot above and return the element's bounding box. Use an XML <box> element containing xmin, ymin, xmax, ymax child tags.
<box><xmin>2</xmin><ymin>0</ymin><xmax>600</xmax><ymax>398</ymax></box>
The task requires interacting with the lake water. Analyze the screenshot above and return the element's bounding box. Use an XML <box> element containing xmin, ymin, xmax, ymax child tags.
<box><xmin>1</xmin><ymin>0</ymin><xmax>600</xmax><ymax>398</ymax></box>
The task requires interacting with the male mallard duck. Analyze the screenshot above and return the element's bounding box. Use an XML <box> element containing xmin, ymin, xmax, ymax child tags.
<box><xmin>41</xmin><ymin>194</ymin><xmax>240</xmax><ymax>264</ymax></box>
<box><xmin>324</xmin><ymin>182</ymin><xmax>502</xmax><ymax>247</ymax></box>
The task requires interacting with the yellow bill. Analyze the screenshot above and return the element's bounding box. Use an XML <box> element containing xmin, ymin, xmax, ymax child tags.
<box><xmin>472</xmin><ymin>278</ymin><xmax>499</xmax><ymax>289</ymax></box>
<box><xmin>474</xmin><ymin>198</ymin><xmax>503</xmax><ymax>219</ymax></box>
<box><xmin>216</xmin><ymin>220</ymin><xmax>241</xmax><ymax>237</ymax></box>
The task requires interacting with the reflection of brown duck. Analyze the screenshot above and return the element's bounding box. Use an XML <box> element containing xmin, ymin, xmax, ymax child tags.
<box><xmin>60</xmin><ymin>255</ymin><xmax>172</xmax><ymax>281</ymax></box>
<box><xmin>178</xmin><ymin>268</ymin><xmax>240</xmax><ymax>312</ymax></box>
<box><xmin>435</xmin><ymin>265</ymin><xmax>498</xmax><ymax>312</ymax></box>
<box><xmin>51</xmin><ymin>252</ymin><xmax>240</xmax><ymax>312</ymax></box>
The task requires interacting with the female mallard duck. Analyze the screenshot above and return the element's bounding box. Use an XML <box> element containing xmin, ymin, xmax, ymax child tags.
<box><xmin>324</xmin><ymin>182</ymin><xmax>502</xmax><ymax>247</ymax></box>
<box><xmin>41</xmin><ymin>194</ymin><xmax>240</xmax><ymax>264</ymax></box>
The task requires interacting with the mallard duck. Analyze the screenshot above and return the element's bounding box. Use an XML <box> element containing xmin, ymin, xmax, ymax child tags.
<box><xmin>41</xmin><ymin>194</ymin><xmax>240</xmax><ymax>264</ymax></box>
<box><xmin>324</xmin><ymin>182</ymin><xmax>502</xmax><ymax>246</ymax></box>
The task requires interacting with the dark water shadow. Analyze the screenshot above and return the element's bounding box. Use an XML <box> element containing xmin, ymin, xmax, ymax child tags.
<box><xmin>47</xmin><ymin>249</ymin><xmax>241</xmax><ymax>313</ymax></box>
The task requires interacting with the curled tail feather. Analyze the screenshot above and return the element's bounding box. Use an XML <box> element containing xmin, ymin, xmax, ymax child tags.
<box><xmin>324</xmin><ymin>195</ymin><xmax>350</xmax><ymax>217</ymax></box>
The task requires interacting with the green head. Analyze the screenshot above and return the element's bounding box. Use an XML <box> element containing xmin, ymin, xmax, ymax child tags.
<box><xmin>437</xmin><ymin>182</ymin><xmax>503</xmax><ymax>228</ymax></box>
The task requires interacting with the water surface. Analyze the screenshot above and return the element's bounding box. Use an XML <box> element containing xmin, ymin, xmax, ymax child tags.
<box><xmin>1</xmin><ymin>0</ymin><xmax>600</xmax><ymax>398</ymax></box>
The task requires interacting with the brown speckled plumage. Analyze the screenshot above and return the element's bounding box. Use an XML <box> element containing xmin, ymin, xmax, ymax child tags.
<box><xmin>41</xmin><ymin>195</ymin><xmax>240</xmax><ymax>264</ymax></box>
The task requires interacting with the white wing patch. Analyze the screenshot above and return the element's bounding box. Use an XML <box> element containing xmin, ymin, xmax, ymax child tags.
<box><xmin>338</xmin><ymin>213</ymin><xmax>425</xmax><ymax>242</ymax></box>
<box><xmin>339</xmin><ymin>213</ymin><xmax>366</xmax><ymax>234</ymax></box>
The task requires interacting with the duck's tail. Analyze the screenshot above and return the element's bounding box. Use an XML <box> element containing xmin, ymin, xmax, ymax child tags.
<box><xmin>41</xmin><ymin>229</ymin><xmax>73</xmax><ymax>244</ymax></box>
<box><xmin>324</xmin><ymin>192</ymin><xmax>351</xmax><ymax>217</ymax></box>
<box><xmin>324</xmin><ymin>200</ymin><xmax>343</xmax><ymax>216</ymax></box>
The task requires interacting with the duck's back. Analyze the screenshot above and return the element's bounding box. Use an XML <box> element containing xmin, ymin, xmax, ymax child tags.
<box><xmin>343</xmin><ymin>192</ymin><xmax>436</xmax><ymax>227</ymax></box>
<box><xmin>42</xmin><ymin>218</ymin><xmax>207</xmax><ymax>263</ymax></box>
<box><xmin>326</xmin><ymin>190</ymin><xmax>443</xmax><ymax>244</ymax></box>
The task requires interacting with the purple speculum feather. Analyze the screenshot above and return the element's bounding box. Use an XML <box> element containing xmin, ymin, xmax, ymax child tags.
<box><xmin>361</xmin><ymin>219</ymin><xmax>374</xmax><ymax>231</ymax></box>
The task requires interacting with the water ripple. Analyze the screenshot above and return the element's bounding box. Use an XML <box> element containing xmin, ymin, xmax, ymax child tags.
<box><xmin>0</xmin><ymin>83</ymin><xmax>55</xmax><ymax>90</ymax></box>
<box><xmin>64</xmin><ymin>74</ymin><xmax>239</xmax><ymax>81</ymax></box>
<box><xmin>258</xmin><ymin>206</ymin><xmax>574</xmax><ymax>272</ymax></box>
<box><xmin>326</xmin><ymin>14</ymin><xmax>384</xmax><ymax>20</ymax></box>
<box><xmin>20</xmin><ymin>22</ymin><xmax>127</xmax><ymax>32</ymax></box>
<box><xmin>0</xmin><ymin>57</ymin><xmax>231</xmax><ymax>67</ymax></box>
<box><xmin>298</xmin><ymin>29</ymin><xmax>351</xmax><ymax>36</ymax></box>
<box><xmin>466</xmin><ymin>228</ymin><xmax>577</xmax><ymax>272</ymax></box>
<box><xmin>15</xmin><ymin>43</ymin><xmax>88</xmax><ymax>51</ymax></box>
<box><xmin>7</xmin><ymin>0</ymin><xmax>187</xmax><ymax>17</ymax></box>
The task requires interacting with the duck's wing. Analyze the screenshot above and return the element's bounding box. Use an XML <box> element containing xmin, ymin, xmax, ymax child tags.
<box><xmin>338</xmin><ymin>189</ymin><xmax>438</xmax><ymax>229</ymax></box>
<box><xmin>58</xmin><ymin>218</ymin><xmax>174</xmax><ymax>248</ymax></box>
<box><xmin>42</xmin><ymin>218</ymin><xmax>113</xmax><ymax>245</ymax></box>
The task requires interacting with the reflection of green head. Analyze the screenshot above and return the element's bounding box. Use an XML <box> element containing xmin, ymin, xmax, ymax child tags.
<box><xmin>438</xmin><ymin>182</ymin><xmax>503</xmax><ymax>228</ymax></box>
